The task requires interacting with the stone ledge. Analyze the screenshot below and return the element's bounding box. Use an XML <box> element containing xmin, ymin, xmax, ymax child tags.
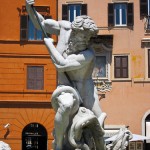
<box><xmin>133</xmin><ymin>78</ymin><xmax>150</xmax><ymax>83</ymax></box>
<box><xmin>111</xmin><ymin>78</ymin><xmax>132</xmax><ymax>82</ymax></box>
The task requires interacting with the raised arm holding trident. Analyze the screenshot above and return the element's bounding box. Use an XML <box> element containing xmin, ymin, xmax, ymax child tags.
<box><xmin>26</xmin><ymin>0</ymin><xmax>107</xmax><ymax>149</ymax></box>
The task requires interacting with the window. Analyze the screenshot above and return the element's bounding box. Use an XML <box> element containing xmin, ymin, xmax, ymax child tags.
<box><xmin>92</xmin><ymin>54</ymin><xmax>112</xmax><ymax>92</ymax></box>
<box><xmin>144</xmin><ymin>48</ymin><xmax>150</xmax><ymax>79</ymax></box>
<box><xmin>148</xmin><ymin>49</ymin><xmax>150</xmax><ymax>78</ymax></box>
<box><xmin>115</xmin><ymin>4</ymin><xmax>127</xmax><ymax>26</ymax></box>
<box><xmin>140</xmin><ymin>0</ymin><xmax>150</xmax><ymax>18</ymax></box>
<box><xmin>22</xmin><ymin>123</ymin><xmax>47</xmax><ymax>150</ymax></box>
<box><xmin>114</xmin><ymin>56</ymin><xmax>128</xmax><ymax>78</ymax></box>
<box><xmin>108</xmin><ymin>3</ymin><xmax>134</xmax><ymax>27</ymax></box>
<box><xmin>91</xmin><ymin>35</ymin><xmax>113</xmax><ymax>80</ymax></box>
<box><xmin>62</xmin><ymin>4</ymin><xmax>87</xmax><ymax>21</ymax></box>
<box><xmin>129</xmin><ymin>142</ymin><xmax>136</xmax><ymax>150</ymax></box>
<box><xmin>140</xmin><ymin>0</ymin><xmax>150</xmax><ymax>30</ymax></box>
<box><xmin>27</xmin><ymin>66</ymin><xmax>44</xmax><ymax>90</ymax></box>
<box><xmin>140</xmin><ymin>0</ymin><xmax>148</xmax><ymax>17</ymax></box>
<box><xmin>20</xmin><ymin>6</ymin><xmax>51</xmax><ymax>41</ymax></box>
<box><xmin>68</xmin><ymin>5</ymin><xmax>81</xmax><ymax>22</ymax></box>
<box><xmin>20</xmin><ymin>15</ymin><xmax>51</xmax><ymax>41</ymax></box>
<box><xmin>28</xmin><ymin>18</ymin><xmax>43</xmax><ymax>40</ymax></box>
<box><xmin>145</xmin><ymin>115</ymin><xmax>150</xmax><ymax>147</ymax></box>
<box><xmin>91</xmin><ymin>35</ymin><xmax>112</xmax><ymax>92</ymax></box>
<box><xmin>147</xmin><ymin>0</ymin><xmax>150</xmax><ymax>16</ymax></box>
<box><xmin>136</xmin><ymin>142</ymin><xmax>143</xmax><ymax>150</ymax></box>
<box><xmin>92</xmin><ymin>56</ymin><xmax>107</xmax><ymax>78</ymax></box>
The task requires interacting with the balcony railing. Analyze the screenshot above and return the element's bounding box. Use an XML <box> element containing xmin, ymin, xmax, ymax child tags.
<box><xmin>145</xmin><ymin>15</ymin><xmax>150</xmax><ymax>31</ymax></box>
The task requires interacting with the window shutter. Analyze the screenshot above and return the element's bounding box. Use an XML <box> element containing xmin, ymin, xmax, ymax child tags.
<box><xmin>140</xmin><ymin>0</ymin><xmax>148</xmax><ymax>17</ymax></box>
<box><xmin>81</xmin><ymin>4</ymin><xmax>87</xmax><ymax>15</ymax></box>
<box><xmin>27</xmin><ymin>66</ymin><xmax>44</xmax><ymax>90</ymax></box>
<box><xmin>36</xmin><ymin>67</ymin><xmax>44</xmax><ymax>90</ymax></box>
<box><xmin>122</xmin><ymin>56</ymin><xmax>128</xmax><ymax>78</ymax></box>
<box><xmin>108</xmin><ymin>3</ymin><xmax>114</xmax><ymax>27</ymax></box>
<box><xmin>27</xmin><ymin>66</ymin><xmax>36</xmax><ymax>90</ymax></box>
<box><xmin>20</xmin><ymin>15</ymin><xmax>28</xmax><ymax>40</ymax></box>
<box><xmin>148</xmin><ymin>50</ymin><xmax>150</xmax><ymax>78</ymax></box>
<box><xmin>114</xmin><ymin>56</ymin><xmax>128</xmax><ymax>78</ymax></box>
<box><xmin>62</xmin><ymin>4</ymin><xmax>68</xmax><ymax>20</ymax></box>
<box><xmin>114</xmin><ymin>57</ymin><xmax>121</xmax><ymax>78</ymax></box>
<box><xmin>127</xmin><ymin>3</ymin><xmax>134</xmax><ymax>26</ymax></box>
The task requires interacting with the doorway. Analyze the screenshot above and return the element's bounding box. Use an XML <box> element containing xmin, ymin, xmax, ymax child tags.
<box><xmin>22</xmin><ymin>123</ymin><xmax>47</xmax><ymax>150</ymax></box>
<box><xmin>145</xmin><ymin>114</ymin><xmax>150</xmax><ymax>150</ymax></box>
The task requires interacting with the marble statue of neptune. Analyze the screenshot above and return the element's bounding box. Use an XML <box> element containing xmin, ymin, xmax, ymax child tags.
<box><xmin>26</xmin><ymin>0</ymin><xmax>108</xmax><ymax>149</ymax></box>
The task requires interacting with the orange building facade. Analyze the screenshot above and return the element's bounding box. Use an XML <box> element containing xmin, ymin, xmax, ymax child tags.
<box><xmin>58</xmin><ymin>0</ymin><xmax>150</xmax><ymax>149</ymax></box>
<box><xmin>0</xmin><ymin>0</ymin><xmax>57</xmax><ymax>149</ymax></box>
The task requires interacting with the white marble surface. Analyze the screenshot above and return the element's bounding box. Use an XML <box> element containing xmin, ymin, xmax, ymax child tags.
<box><xmin>0</xmin><ymin>141</ymin><xmax>11</xmax><ymax>150</ymax></box>
<box><xmin>26</xmin><ymin>0</ymin><xmax>132</xmax><ymax>149</ymax></box>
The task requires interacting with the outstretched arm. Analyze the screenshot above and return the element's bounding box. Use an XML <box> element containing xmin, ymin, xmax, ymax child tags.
<box><xmin>26</xmin><ymin>0</ymin><xmax>60</xmax><ymax>35</ymax></box>
<box><xmin>44</xmin><ymin>38</ymin><xmax>94</xmax><ymax>72</ymax></box>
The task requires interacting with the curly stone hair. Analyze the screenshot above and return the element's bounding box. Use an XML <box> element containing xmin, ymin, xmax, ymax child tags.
<box><xmin>71</xmin><ymin>15</ymin><xmax>99</xmax><ymax>36</ymax></box>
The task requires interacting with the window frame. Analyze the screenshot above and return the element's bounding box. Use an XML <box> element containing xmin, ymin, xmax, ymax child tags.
<box><xmin>148</xmin><ymin>0</ymin><xmax>150</xmax><ymax>16</ymax></box>
<box><xmin>92</xmin><ymin>52</ymin><xmax>111</xmax><ymax>81</ymax></box>
<box><xmin>112</xmin><ymin>54</ymin><xmax>131</xmax><ymax>80</ymax></box>
<box><xmin>140</xmin><ymin>0</ymin><xmax>148</xmax><ymax>17</ymax></box>
<box><xmin>148</xmin><ymin>49</ymin><xmax>150</xmax><ymax>78</ymax></box>
<box><xmin>26</xmin><ymin>65</ymin><xmax>45</xmax><ymax>90</ymax></box>
<box><xmin>28</xmin><ymin>17</ymin><xmax>43</xmax><ymax>41</ymax></box>
<box><xmin>108</xmin><ymin>2</ymin><xmax>134</xmax><ymax>27</ymax></box>
<box><xmin>148</xmin><ymin>0</ymin><xmax>150</xmax><ymax>30</ymax></box>
<box><xmin>62</xmin><ymin>4</ymin><xmax>87</xmax><ymax>21</ymax></box>
<box><xmin>20</xmin><ymin>15</ymin><xmax>51</xmax><ymax>41</ymax></box>
<box><xmin>20</xmin><ymin>6</ymin><xmax>51</xmax><ymax>41</ymax></box>
<box><xmin>114</xmin><ymin>3</ymin><xmax>127</xmax><ymax>26</ymax></box>
<box><xmin>68</xmin><ymin>4</ymin><xmax>82</xmax><ymax>22</ymax></box>
<box><xmin>145</xmin><ymin>48</ymin><xmax>150</xmax><ymax>79</ymax></box>
<box><xmin>92</xmin><ymin>55</ymin><xmax>107</xmax><ymax>79</ymax></box>
<box><xmin>20</xmin><ymin>15</ymin><xmax>28</xmax><ymax>41</ymax></box>
<box><xmin>114</xmin><ymin>55</ymin><xmax>128</xmax><ymax>78</ymax></box>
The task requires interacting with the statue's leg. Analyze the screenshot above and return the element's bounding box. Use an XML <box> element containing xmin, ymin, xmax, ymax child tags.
<box><xmin>86</xmin><ymin>87</ymin><xmax>106</xmax><ymax>150</ymax></box>
<box><xmin>91</xmin><ymin>121</ymin><xmax>106</xmax><ymax>150</ymax></box>
<box><xmin>92</xmin><ymin>87</ymin><xmax>107</xmax><ymax>126</ymax></box>
<box><xmin>54</xmin><ymin>92</ymin><xmax>79</xmax><ymax>150</ymax></box>
<box><xmin>95</xmin><ymin>137</ymin><xmax>106</xmax><ymax>150</ymax></box>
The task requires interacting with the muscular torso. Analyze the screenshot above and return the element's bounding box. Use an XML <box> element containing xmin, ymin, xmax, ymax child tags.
<box><xmin>56</xmin><ymin>21</ymin><xmax>96</xmax><ymax>108</ymax></box>
<box><xmin>57</xmin><ymin>61</ymin><xmax>95</xmax><ymax>109</ymax></box>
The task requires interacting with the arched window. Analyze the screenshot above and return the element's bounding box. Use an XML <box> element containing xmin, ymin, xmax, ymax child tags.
<box><xmin>22</xmin><ymin>123</ymin><xmax>47</xmax><ymax>150</ymax></box>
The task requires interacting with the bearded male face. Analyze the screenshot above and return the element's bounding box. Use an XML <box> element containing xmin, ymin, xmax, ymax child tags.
<box><xmin>67</xmin><ymin>30</ymin><xmax>92</xmax><ymax>54</ymax></box>
<box><xmin>66</xmin><ymin>15</ymin><xmax>98</xmax><ymax>54</ymax></box>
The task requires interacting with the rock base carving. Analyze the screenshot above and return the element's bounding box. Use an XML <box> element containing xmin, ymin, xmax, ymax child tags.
<box><xmin>0</xmin><ymin>141</ymin><xmax>11</xmax><ymax>150</ymax></box>
<box><xmin>106</xmin><ymin>128</ymin><xmax>133</xmax><ymax>150</ymax></box>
